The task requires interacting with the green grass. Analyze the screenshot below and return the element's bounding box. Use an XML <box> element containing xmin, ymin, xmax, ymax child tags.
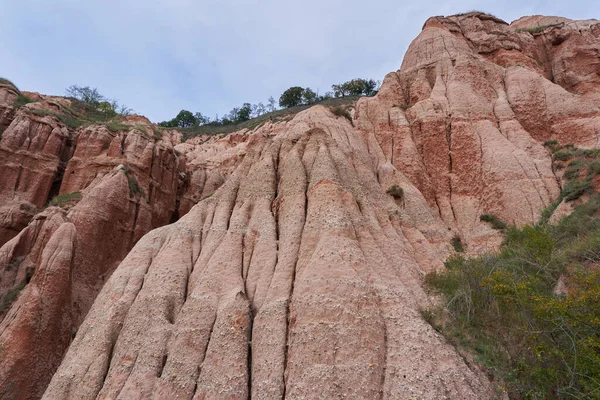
<box><xmin>151</xmin><ymin>126</ymin><xmax>163</xmax><ymax>140</ymax></box>
<box><xmin>31</xmin><ymin>109</ymin><xmax>82</xmax><ymax>129</ymax></box>
<box><xmin>330</xmin><ymin>105</ymin><xmax>352</xmax><ymax>122</ymax></box>
<box><xmin>480</xmin><ymin>214</ymin><xmax>507</xmax><ymax>230</ymax></box>
<box><xmin>122</xmin><ymin>166</ymin><xmax>145</xmax><ymax>198</ymax></box>
<box><xmin>178</xmin><ymin>96</ymin><xmax>360</xmax><ymax>140</ymax></box>
<box><xmin>14</xmin><ymin>93</ymin><xmax>34</xmax><ymax>109</ymax></box>
<box><xmin>105</xmin><ymin>121</ymin><xmax>130</xmax><ymax>132</ymax></box>
<box><xmin>49</xmin><ymin>191</ymin><xmax>82</xmax><ymax>207</ymax></box>
<box><xmin>427</xmin><ymin>144</ymin><xmax>600</xmax><ymax>398</ymax></box>
<box><xmin>516</xmin><ymin>23</ymin><xmax>564</xmax><ymax>34</ymax></box>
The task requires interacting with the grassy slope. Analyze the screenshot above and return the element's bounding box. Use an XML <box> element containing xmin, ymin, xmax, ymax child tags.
<box><xmin>425</xmin><ymin>142</ymin><xmax>600</xmax><ymax>399</ymax></box>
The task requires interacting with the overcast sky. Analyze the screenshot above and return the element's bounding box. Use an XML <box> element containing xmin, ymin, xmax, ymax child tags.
<box><xmin>0</xmin><ymin>1</ymin><xmax>595</xmax><ymax>122</ymax></box>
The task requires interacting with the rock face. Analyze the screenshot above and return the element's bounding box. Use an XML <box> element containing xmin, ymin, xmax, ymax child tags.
<box><xmin>0</xmin><ymin>98</ymin><xmax>185</xmax><ymax>398</ymax></box>
<box><xmin>1</xmin><ymin>12</ymin><xmax>599</xmax><ymax>399</ymax></box>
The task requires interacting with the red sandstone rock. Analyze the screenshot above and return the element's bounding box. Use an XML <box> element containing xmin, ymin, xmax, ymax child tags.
<box><xmin>0</xmin><ymin>12</ymin><xmax>599</xmax><ymax>400</ymax></box>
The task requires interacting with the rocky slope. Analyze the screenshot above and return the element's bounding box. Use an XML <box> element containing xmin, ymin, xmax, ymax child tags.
<box><xmin>0</xmin><ymin>11</ymin><xmax>599</xmax><ymax>399</ymax></box>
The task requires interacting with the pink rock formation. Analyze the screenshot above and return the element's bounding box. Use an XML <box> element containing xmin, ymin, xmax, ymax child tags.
<box><xmin>1</xmin><ymin>11</ymin><xmax>599</xmax><ymax>399</ymax></box>
<box><xmin>0</xmin><ymin>104</ymin><xmax>186</xmax><ymax>397</ymax></box>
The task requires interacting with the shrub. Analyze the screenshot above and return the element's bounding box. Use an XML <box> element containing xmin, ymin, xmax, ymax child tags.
<box><xmin>479</xmin><ymin>214</ymin><xmax>507</xmax><ymax>230</ymax></box>
<box><xmin>151</xmin><ymin>126</ymin><xmax>163</xmax><ymax>140</ymax></box>
<box><xmin>427</xmin><ymin>185</ymin><xmax>600</xmax><ymax>398</ymax></box>
<box><xmin>516</xmin><ymin>23</ymin><xmax>563</xmax><ymax>34</ymax></box>
<box><xmin>539</xmin><ymin>200</ymin><xmax>561</xmax><ymax>225</ymax></box>
<box><xmin>330</xmin><ymin>105</ymin><xmax>352</xmax><ymax>122</ymax></box>
<box><xmin>50</xmin><ymin>191</ymin><xmax>82</xmax><ymax>207</ymax></box>
<box><xmin>31</xmin><ymin>109</ymin><xmax>81</xmax><ymax>129</ymax></box>
<box><xmin>587</xmin><ymin>160</ymin><xmax>600</xmax><ymax>177</ymax></box>
<box><xmin>105</xmin><ymin>121</ymin><xmax>130</xmax><ymax>132</ymax></box>
<box><xmin>386</xmin><ymin>185</ymin><xmax>404</xmax><ymax>200</ymax></box>
<box><xmin>450</xmin><ymin>234</ymin><xmax>465</xmax><ymax>253</ymax></box>
<box><xmin>562</xmin><ymin>178</ymin><xmax>593</xmax><ymax>201</ymax></box>
<box><xmin>14</xmin><ymin>93</ymin><xmax>34</xmax><ymax>109</ymax></box>
<box><xmin>552</xmin><ymin>151</ymin><xmax>571</xmax><ymax>161</ymax></box>
<box><xmin>122</xmin><ymin>166</ymin><xmax>145</xmax><ymax>198</ymax></box>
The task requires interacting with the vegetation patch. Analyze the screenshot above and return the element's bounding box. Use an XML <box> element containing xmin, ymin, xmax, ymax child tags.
<box><xmin>516</xmin><ymin>23</ymin><xmax>564</xmax><ymax>34</ymax></box>
<box><xmin>178</xmin><ymin>96</ymin><xmax>360</xmax><ymax>140</ymax></box>
<box><xmin>50</xmin><ymin>191</ymin><xmax>82</xmax><ymax>207</ymax></box>
<box><xmin>330</xmin><ymin>105</ymin><xmax>352</xmax><ymax>122</ymax></box>
<box><xmin>387</xmin><ymin>185</ymin><xmax>404</xmax><ymax>200</ymax></box>
<box><xmin>31</xmin><ymin>109</ymin><xmax>81</xmax><ymax>129</ymax></box>
<box><xmin>450</xmin><ymin>234</ymin><xmax>465</xmax><ymax>253</ymax></box>
<box><xmin>479</xmin><ymin>214</ymin><xmax>507</xmax><ymax>230</ymax></box>
<box><xmin>427</xmin><ymin>144</ymin><xmax>600</xmax><ymax>398</ymax></box>
<box><xmin>122</xmin><ymin>166</ymin><xmax>145</xmax><ymax>199</ymax></box>
<box><xmin>14</xmin><ymin>93</ymin><xmax>34</xmax><ymax>109</ymax></box>
<box><xmin>151</xmin><ymin>126</ymin><xmax>163</xmax><ymax>140</ymax></box>
<box><xmin>105</xmin><ymin>121</ymin><xmax>130</xmax><ymax>132</ymax></box>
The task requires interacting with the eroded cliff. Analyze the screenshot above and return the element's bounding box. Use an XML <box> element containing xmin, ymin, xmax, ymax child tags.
<box><xmin>0</xmin><ymin>11</ymin><xmax>599</xmax><ymax>399</ymax></box>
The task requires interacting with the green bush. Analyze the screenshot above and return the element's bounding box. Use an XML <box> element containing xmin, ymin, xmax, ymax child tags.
<box><xmin>50</xmin><ymin>191</ymin><xmax>82</xmax><ymax>207</ymax></box>
<box><xmin>386</xmin><ymin>185</ymin><xmax>404</xmax><ymax>200</ymax></box>
<box><xmin>151</xmin><ymin>126</ymin><xmax>163</xmax><ymax>140</ymax></box>
<box><xmin>516</xmin><ymin>23</ymin><xmax>563</xmax><ymax>34</ymax></box>
<box><xmin>552</xmin><ymin>151</ymin><xmax>571</xmax><ymax>161</ymax></box>
<box><xmin>122</xmin><ymin>166</ymin><xmax>145</xmax><ymax>198</ymax></box>
<box><xmin>427</xmin><ymin>192</ymin><xmax>600</xmax><ymax>398</ymax></box>
<box><xmin>450</xmin><ymin>234</ymin><xmax>465</xmax><ymax>253</ymax></box>
<box><xmin>105</xmin><ymin>121</ymin><xmax>130</xmax><ymax>132</ymax></box>
<box><xmin>330</xmin><ymin>105</ymin><xmax>352</xmax><ymax>122</ymax></box>
<box><xmin>31</xmin><ymin>109</ymin><xmax>81</xmax><ymax>129</ymax></box>
<box><xmin>562</xmin><ymin>178</ymin><xmax>592</xmax><ymax>201</ymax></box>
<box><xmin>480</xmin><ymin>214</ymin><xmax>507</xmax><ymax>230</ymax></box>
<box><xmin>14</xmin><ymin>93</ymin><xmax>34</xmax><ymax>109</ymax></box>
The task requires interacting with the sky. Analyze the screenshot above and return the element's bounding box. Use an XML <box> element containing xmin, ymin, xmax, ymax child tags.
<box><xmin>0</xmin><ymin>0</ymin><xmax>596</xmax><ymax>122</ymax></box>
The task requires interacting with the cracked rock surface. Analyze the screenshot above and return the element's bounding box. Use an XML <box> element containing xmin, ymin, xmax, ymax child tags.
<box><xmin>0</xmin><ymin>12</ymin><xmax>599</xmax><ymax>399</ymax></box>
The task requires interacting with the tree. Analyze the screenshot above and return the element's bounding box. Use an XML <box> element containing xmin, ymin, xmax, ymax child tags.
<box><xmin>302</xmin><ymin>88</ymin><xmax>318</xmax><ymax>105</ymax></box>
<box><xmin>251</xmin><ymin>102</ymin><xmax>267</xmax><ymax>118</ymax></box>
<box><xmin>267</xmin><ymin>96</ymin><xmax>278</xmax><ymax>112</ymax></box>
<box><xmin>237</xmin><ymin>103</ymin><xmax>252</xmax><ymax>122</ymax></box>
<box><xmin>279</xmin><ymin>86</ymin><xmax>305</xmax><ymax>108</ymax></box>
<box><xmin>363</xmin><ymin>79</ymin><xmax>379</xmax><ymax>96</ymax></box>
<box><xmin>194</xmin><ymin>112</ymin><xmax>210</xmax><ymax>125</ymax></box>
<box><xmin>65</xmin><ymin>85</ymin><xmax>104</xmax><ymax>104</ymax></box>
<box><xmin>331</xmin><ymin>79</ymin><xmax>380</xmax><ymax>98</ymax></box>
<box><xmin>177</xmin><ymin>110</ymin><xmax>197</xmax><ymax>127</ymax></box>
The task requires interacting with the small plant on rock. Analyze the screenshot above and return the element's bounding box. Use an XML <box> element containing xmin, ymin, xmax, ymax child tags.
<box><xmin>451</xmin><ymin>234</ymin><xmax>465</xmax><ymax>252</ymax></box>
<box><xmin>387</xmin><ymin>185</ymin><xmax>404</xmax><ymax>200</ymax></box>
<box><xmin>330</xmin><ymin>105</ymin><xmax>352</xmax><ymax>122</ymax></box>
<box><xmin>122</xmin><ymin>165</ymin><xmax>146</xmax><ymax>199</ymax></box>
<box><xmin>480</xmin><ymin>214</ymin><xmax>507</xmax><ymax>230</ymax></box>
<box><xmin>50</xmin><ymin>191</ymin><xmax>82</xmax><ymax>207</ymax></box>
